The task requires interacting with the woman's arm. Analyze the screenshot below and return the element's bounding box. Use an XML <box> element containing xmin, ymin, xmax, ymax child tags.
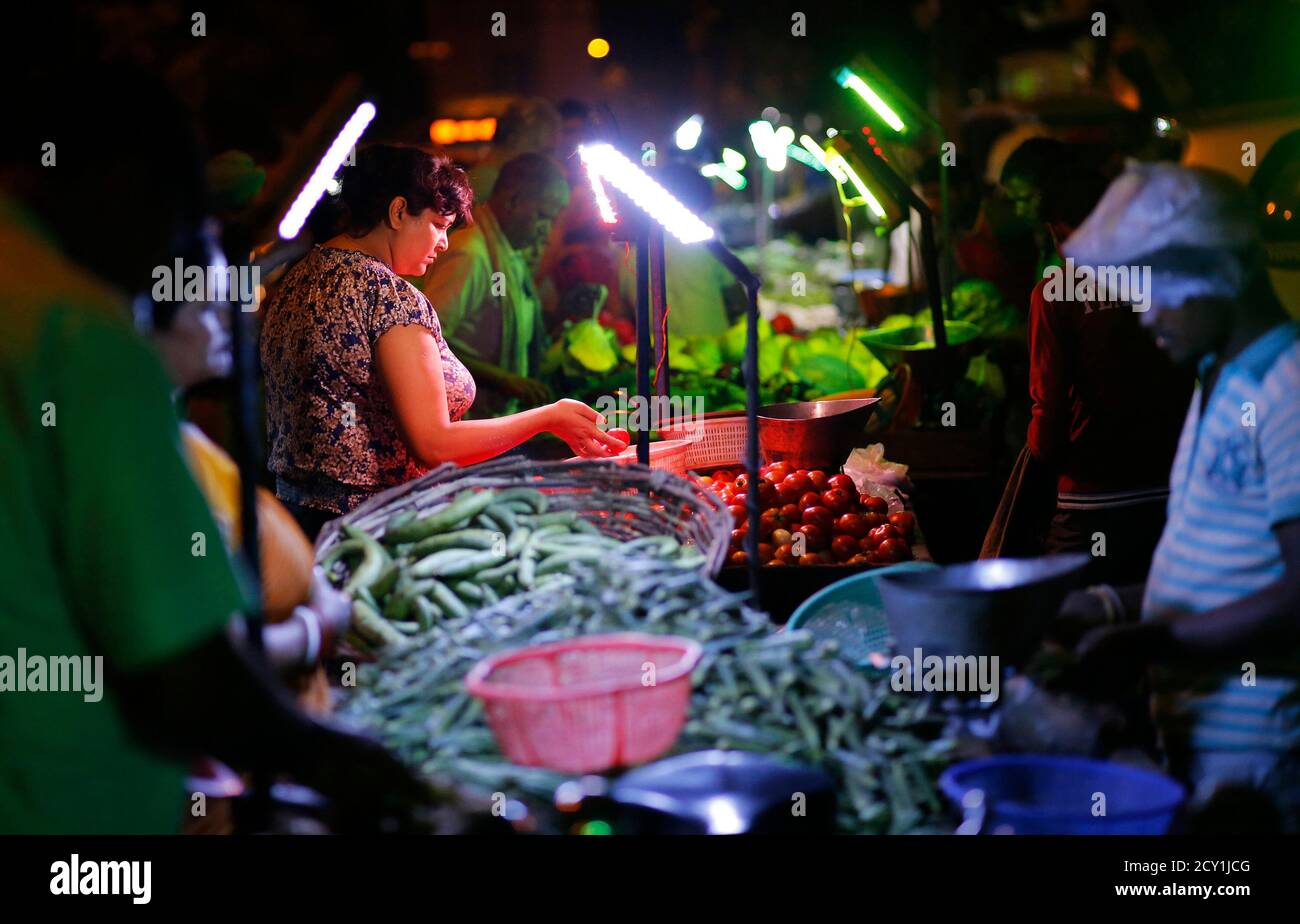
<box><xmin>376</xmin><ymin>324</ymin><xmax>623</xmax><ymax>466</ymax></box>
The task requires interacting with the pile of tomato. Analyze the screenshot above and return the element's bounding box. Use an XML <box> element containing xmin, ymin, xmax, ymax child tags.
<box><xmin>700</xmin><ymin>462</ymin><xmax>915</xmax><ymax>568</ymax></box>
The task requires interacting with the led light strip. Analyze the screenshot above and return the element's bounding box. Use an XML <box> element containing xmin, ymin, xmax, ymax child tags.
<box><xmin>578</xmin><ymin>143</ymin><xmax>715</xmax><ymax>244</ymax></box>
<box><xmin>278</xmin><ymin>101</ymin><xmax>377</xmax><ymax>240</ymax></box>
<box><xmin>585</xmin><ymin>161</ymin><xmax>619</xmax><ymax>224</ymax></box>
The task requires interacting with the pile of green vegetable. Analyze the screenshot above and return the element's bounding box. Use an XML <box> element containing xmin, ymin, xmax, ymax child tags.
<box><xmin>542</xmin><ymin>313</ymin><xmax>893</xmax><ymax>415</ymax></box>
<box><xmin>336</xmin><ymin>553</ymin><xmax>954</xmax><ymax>834</ymax></box>
<box><xmin>321</xmin><ymin>486</ymin><xmax>704</xmax><ymax>653</ymax></box>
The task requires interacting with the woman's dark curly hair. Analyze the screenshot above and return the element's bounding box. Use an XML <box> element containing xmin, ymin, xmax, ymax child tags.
<box><xmin>335</xmin><ymin>144</ymin><xmax>473</xmax><ymax>235</ymax></box>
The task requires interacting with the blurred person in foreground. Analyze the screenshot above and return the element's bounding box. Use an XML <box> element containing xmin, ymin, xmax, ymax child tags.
<box><xmin>1057</xmin><ymin>163</ymin><xmax>1300</xmax><ymax>829</ymax></box>
<box><xmin>0</xmin><ymin>67</ymin><xmax>433</xmax><ymax>833</ymax></box>
<box><xmin>418</xmin><ymin>152</ymin><xmax>571</xmax><ymax>417</ymax></box>
<box><xmin>1012</xmin><ymin>145</ymin><xmax>1195</xmax><ymax>585</ymax></box>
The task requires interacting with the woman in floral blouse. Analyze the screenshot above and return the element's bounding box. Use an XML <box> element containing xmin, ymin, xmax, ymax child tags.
<box><xmin>261</xmin><ymin>146</ymin><xmax>624</xmax><ymax>536</ymax></box>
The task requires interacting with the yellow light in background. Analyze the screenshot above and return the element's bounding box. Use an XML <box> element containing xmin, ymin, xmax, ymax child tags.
<box><xmin>587</xmin><ymin>37</ymin><xmax>610</xmax><ymax>58</ymax></box>
<box><xmin>1266</xmin><ymin>201</ymin><xmax>1277</xmax><ymax>215</ymax></box>
<box><xmin>429</xmin><ymin>117</ymin><xmax>497</xmax><ymax>146</ymax></box>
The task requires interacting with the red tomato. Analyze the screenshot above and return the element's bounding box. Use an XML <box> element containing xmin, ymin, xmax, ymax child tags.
<box><xmin>868</xmin><ymin>524</ymin><xmax>900</xmax><ymax>546</ymax></box>
<box><xmin>757</xmin><ymin>542</ymin><xmax>775</xmax><ymax>564</ymax></box>
<box><xmin>834</xmin><ymin>512</ymin><xmax>869</xmax><ymax>538</ymax></box>
<box><xmin>831</xmin><ymin>534</ymin><xmax>859</xmax><ymax>562</ymax></box>
<box><xmin>774</xmin><ymin>542</ymin><xmax>796</xmax><ymax>563</ymax></box>
<box><xmin>821</xmin><ymin>488</ymin><xmax>853</xmax><ymax>514</ymax></box>
<box><xmin>846</xmin><ymin>553</ymin><xmax>873</xmax><ymax>565</ymax></box>
<box><xmin>757</xmin><ymin>482</ymin><xmax>777</xmax><ymax>508</ymax></box>
<box><xmin>779</xmin><ymin>503</ymin><xmax>802</xmax><ymax>524</ymax></box>
<box><xmin>767</xmin><ymin>558</ymin><xmax>789</xmax><ymax>567</ymax></box>
<box><xmin>775</xmin><ymin>483</ymin><xmax>802</xmax><ymax>507</ymax></box>
<box><xmin>875</xmin><ymin>538</ymin><xmax>911</xmax><ymax>563</ymax></box>
<box><xmin>801</xmin><ymin>506</ymin><xmax>834</xmax><ymax>531</ymax></box>
<box><xmin>798</xmin><ymin>491</ymin><xmax>822</xmax><ymax>511</ymax></box>
<box><xmin>859</xmin><ymin>535</ymin><xmax>877</xmax><ymax>553</ymax></box>
<box><xmin>808</xmin><ymin>470</ymin><xmax>829</xmax><ymax>490</ymax></box>
<box><xmin>728</xmin><ymin>504</ymin><xmax>747</xmax><ymax>526</ymax></box>
<box><xmin>795</xmin><ymin>523</ymin><xmax>828</xmax><ymax>551</ymax></box>
<box><xmin>698</xmin><ymin>475</ymin><xmax>713</xmax><ymax>487</ymax></box>
<box><xmin>761</xmin><ymin>468</ymin><xmax>785</xmax><ymax>485</ymax></box>
<box><xmin>759</xmin><ymin>508</ymin><xmax>785</xmax><ymax>537</ymax></box>
<box><xmin>888</xmin><ymin>511</ymin><xmax>916</xmax><ymax>540</ymax></box>
<box><xmin>771</xmin><ymin>313</ymin><xmax>795</xmax><ymax>335</ymax></box>
<box><xmin>861</xmin><ymin>495</ymin><xmax>889</xmax><ymax>515</ymax></box>
<box><xmin>608</xmin><ymin>427</ymin><xmax>631</xmax><ymax>446</ymax></box>
<box><xmin>797</xmin><ymin>553</ymin><xmax>822</xmax><ymax>567</ymax></box>
<box><xmin>827</xmin><ymin>473</ymin><xmax>856</xmax><ymax>494</ymax></box>
<box><xmin>733</xmin><ymin>473</ymin><xmax>750</xmax><ymax>491</ymax></box>
<box><xmin>731</xmin><ymin>492</ymin><xmax>749</xmax><ymax>509</ymax></box>
<box><xmin>782</xmin><ymin>472</ymin><xmax>813</xmax><ymax>496</ymax></box>
<box><xmin>713</xmin><ymin>469</ymin><xmax>735</xmax><ymax>483</ymax></box>
<box><xmin>730</xmin><ymin>550</ymin><xmax>749</xmax><ymax>565</ymax></box>
<box><xmin>862</xmin><ymin>512</ymin><xmax>887</xmax><ymax>530</ymax></box>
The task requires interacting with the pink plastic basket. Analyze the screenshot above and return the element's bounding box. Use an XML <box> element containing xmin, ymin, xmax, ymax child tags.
<box><xmin>660</xmin><ymin>414</ymin><xmax>748</xmax><ymax>470</ymax></box>
<box><xmin>608</xmin><ymin>438</ymin><xmax>693</xmax><ymax>477</ymax></box>
<box><xmin>464</xmin><ymin>633</ymin><xmax>703</xmax><ymax>774</ymax></box>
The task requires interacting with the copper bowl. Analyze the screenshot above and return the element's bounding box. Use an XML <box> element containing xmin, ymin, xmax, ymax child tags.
<box><xmin>757</xmin><ymin>398</ymin><xmax>880</xmax><ymax>471</ymax></box>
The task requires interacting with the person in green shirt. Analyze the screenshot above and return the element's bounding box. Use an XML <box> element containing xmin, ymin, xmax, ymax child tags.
<box><xmin>1</xmin><ymin>67</ymin><xmax>432</xmax><ymax>833</ymax></box>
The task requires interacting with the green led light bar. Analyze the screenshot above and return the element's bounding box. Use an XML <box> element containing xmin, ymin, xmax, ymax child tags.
<box><xmin>835</xmin><ymin>66</ymin><xmax>906</xmax><ymax>134</ymax></box>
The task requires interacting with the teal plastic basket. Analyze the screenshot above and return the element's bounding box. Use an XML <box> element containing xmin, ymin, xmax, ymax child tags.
<box><xmin>787</xmin><ymin>561</ymin><xmax>939</xmax><ymax>671</ymax></box>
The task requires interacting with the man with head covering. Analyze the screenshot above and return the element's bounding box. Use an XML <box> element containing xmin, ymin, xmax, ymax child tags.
<box><xmin>419</xmin><ymin>152</ymin><xmax>569</xmax><ymax>416</ymax></box>
<box><xmin>1061</xmin><ymin>162</ymin><xmax>1300</xmax><ymax>829</ymax></box>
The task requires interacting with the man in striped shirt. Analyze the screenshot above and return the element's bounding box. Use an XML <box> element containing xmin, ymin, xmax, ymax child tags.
<box><xmin>1060</xmin><ymin>163</ymin><xmax>1300</xmax><ymax>829</ymax></box>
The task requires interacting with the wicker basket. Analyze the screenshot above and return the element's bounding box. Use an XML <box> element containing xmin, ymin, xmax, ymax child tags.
<box><xmin>315</xmin><ymin>456</ymin><xmax>734</xmax><ymax>577</ymax></box>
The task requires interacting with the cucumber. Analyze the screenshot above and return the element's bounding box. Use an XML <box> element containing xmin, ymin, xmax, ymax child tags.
<box><xmin>428</xmin><ymin>579</ymin><xmax>470</xmax><ymax>621</ymax></box>
<box><xmin>382</xmin><ymin>489</ymin><xmax>497</xmax><ymax>544</ymax></box>
<box><xmin>494</xmin><ymin>487</ymin><xmax>548</xmax><ymax>513</ymax></box>
<box><xmin>352</xmin><ymin>599</ymin><xmax>407</xmax><ymax>649</ymax></box>
<box><xmin>409</xmin><ymin>528</ymin><xmax>500</xmax><ymax>558</ymax></box>
<box><xmin>380</xmin><ymin>510</ymin><xmax>417</xmax><ymax>544</ymax></box>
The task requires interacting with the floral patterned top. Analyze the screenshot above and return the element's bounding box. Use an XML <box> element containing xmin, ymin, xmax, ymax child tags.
<box><xmin>260</xmin><ymin>246</ymin><xmax>476</xmax><ymax>514</ymax></box>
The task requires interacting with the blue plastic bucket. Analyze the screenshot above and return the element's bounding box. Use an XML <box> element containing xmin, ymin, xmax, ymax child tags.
<box><xmin>787</xmin><ymin>561</ymin><xmax>939</xmax><ymax>670</ymax></box>
<box><xmin>940</xmin><ymin>755</ymin><xmax>1186</xmax><ymax>834</ymax></box>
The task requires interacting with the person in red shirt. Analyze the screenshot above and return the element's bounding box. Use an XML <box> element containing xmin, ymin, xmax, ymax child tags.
<box><xmin>1007</xmin><ymin>144</ymin><xmax>1196</xmax><ymax>584</ymax></box>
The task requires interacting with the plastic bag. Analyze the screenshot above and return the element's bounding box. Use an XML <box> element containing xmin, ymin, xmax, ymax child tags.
<box><xmin>842</xmin><ymin>443</ymin><xmax>911</xmax><ymax>512</ymax></box>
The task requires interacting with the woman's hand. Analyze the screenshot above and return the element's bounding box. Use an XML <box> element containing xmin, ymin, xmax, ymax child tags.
<box><xmin>546</xmin><ymin>399</ymin><xmax>628</xmax><ymax>458</ymax></box>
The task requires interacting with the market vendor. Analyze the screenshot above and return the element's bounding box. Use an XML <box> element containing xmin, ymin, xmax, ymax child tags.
<box><xmin>260</xmin><ymin>145</ymin><xmax>622</xmax><ymax>538</ymax></box>
<box><xmin>1012</xmin><ymin>146</ymin><xmax>1195</xmax><ymax>584</ymax></box>
<box><xmin>418</xmin><ymin>152</ymin><xmax>569</xmax><ymax>416</ymax></box>
<box><xmin>1058</xmin><ymin>163</ymin><xmax>1300</xmax><ymax>829</ymax></box>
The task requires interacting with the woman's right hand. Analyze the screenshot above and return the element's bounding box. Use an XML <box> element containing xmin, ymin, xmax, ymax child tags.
<box><xmin>546</xmin><ymin>399</ymin><xmax>628</xmax><ymax>458</ymax></box>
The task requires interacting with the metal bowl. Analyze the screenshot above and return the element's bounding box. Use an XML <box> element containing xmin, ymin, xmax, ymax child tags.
<box><xmin>859</xmin><ymin>321</ymin><xmax>981</xmax><ymax>391</ymax></box>
<box><xmin>756</xmin><ymin>398</ymin><xmax>880</xmax><ymax>471</ymax></box>
<box><xmin>875</xmin><ymin>554</ymin><xmax>1091</xmax><ymax>667</ymax></box>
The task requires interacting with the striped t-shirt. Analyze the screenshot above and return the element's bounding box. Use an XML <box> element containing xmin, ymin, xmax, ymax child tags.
<box><xmin>1143</xmin><ymin>321</ymin><xmax>1300</xmax><ymax>754</ymax></box>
